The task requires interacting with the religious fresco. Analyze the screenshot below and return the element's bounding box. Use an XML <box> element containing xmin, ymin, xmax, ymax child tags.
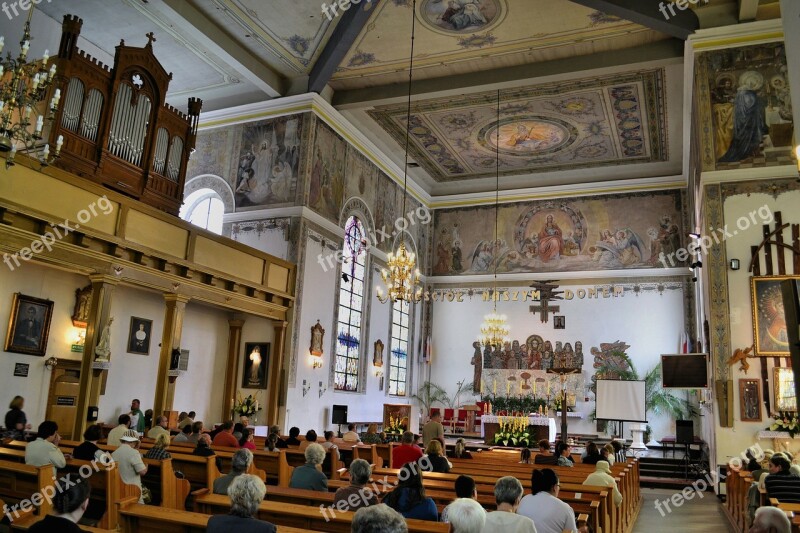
<box><xmin>419</xmin><ymin>0</ymin><xmax>505</xmax><ymax>34</ymax></box>
<box><xmin>185</xmin><ymin>127</ymin><xmax>234</xmax><ymax>184</ymax></box>
<box><xmin>697</xmin><ymin>42</ymin><xmax>794</xmax><ymax>171</ymax></box>
<box><xmin>234</xmin><ymin>115</ymin><xmax>302</xmax><ymax>209</ymax></box>
<box><xmin>308</xmin><ymin>121</ymin><xmax>346</xmax><ymax>221</ymax></box>
<box><xmin>589</xmin><ymin>340</ymin><xmax>632</xmax><ymax>394</ymax></box>
<box><xmin>433</xmin><ymin>190</ymin><xmax>684</xmax><ymax>275</ymax></box>
<box><xmin>368</xmin><ymin>69</ymin><xmax>668</xmax><ymax>181</ymax></box>
<box><xmin>344</xmin><ymin>147</ymin><xmax>378</xmax><ymax>210</ymax></box>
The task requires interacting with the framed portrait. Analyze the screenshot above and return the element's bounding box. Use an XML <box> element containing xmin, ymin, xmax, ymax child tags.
<box><xmin>373</xmin><ymin>339</ymin><xmax>384</xmax><ymax>368</ymax></box>
<box><xmin>310</xmin><ymin>320</ymin><xmax>325</xmax><ymax>356</ymax></box>
<box><xmin>127</xmin><ymin>317</ymin><xmax>153</xmax><ymax>355</ymax></box>
<box><xmin>774</xmin><ymin>367</ymin><xmax>797</xmax><ymax>412</ymax></box>
<box><xmin>243</xmin><ymin>342</ymin><xmax>270</xmax><ymax>389</ymax></box>
<box><xmin>4</xmin><ymin>293</ymin><xmax>54</xmax><ymax>356</ymax></box>
<box><xmin>553</xmin><ymin>316</ymin><xmax>565</xmax><ymax>329</ymax></box>
<box><xmin>751</xmin><ymin>276</ymin><xmax>798</xmax><ymax>356</ymax></box>
<box><xmin>739</xmin><ymin>378</ymin><xmax>762</xmax><ymax>422</ymax></box>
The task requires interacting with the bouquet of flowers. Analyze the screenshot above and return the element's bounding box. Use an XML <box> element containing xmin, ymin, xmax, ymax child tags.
<box><xmin>233</xmin><ymin>392</ymin><xmax>261</xmax><ymax>418</ymax></box>
<box><xmin>493</xmin><ymin>415</ymin><xmax>531</xmax><ymax>447</ymax></box>
<box><xmin>768</xmin><ymin>411</ymin><xmax>800</xmax><ymax>438</ymax></box>
<box><xmin>386</xmin><ymin>414</ymin><xmax>407</xmax><ymax>435</ymax></box>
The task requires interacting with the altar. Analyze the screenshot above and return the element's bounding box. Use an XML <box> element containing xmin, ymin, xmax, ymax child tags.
<box><xmin>481</xmin><ymin>415</ymin><xmax>557</xmax><ymax>444</ymax></box>
<box><xmin>757</xmin><ymin>431</ymin><xmax>800</xmax><ymax>457</ymax></box>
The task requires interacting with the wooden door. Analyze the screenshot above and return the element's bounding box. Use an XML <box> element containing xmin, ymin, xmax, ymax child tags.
<box><xmin>45</xmin><ymin>360</ymin><xmax>82</xmax><ymax>439</ymax></box>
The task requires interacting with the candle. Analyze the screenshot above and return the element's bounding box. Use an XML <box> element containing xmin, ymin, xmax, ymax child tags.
<box><xmin>480</xmin><ymin>379</ymin><xmax>484</xmax><ymax>394</ymax></box>
<box><xmin>506</xmin><ymin>381</ymin><xmax>510</xmax><ymax>395</ymax></box>
<box><xmin>42</xmin><ymin>144</ymin><xmax>49</xmax><ymax>158</ymax></box>
<box><xmin>0</xmin><ymin>36</ymin><xmax>4</xmax><ymax>53</ymax></box>
<box><xmin>533</xmin><ymin>380</ymin><xmax>536</xmax><ymax>395</ymax></box>
<box><xmin>24</xmin><ymin>105</ymin><xmax>31</xmax><ymax>119</ymax></box>
<box><xmin>54</xmin><ymin>88</ymin><xmax>61</xmax><ymax>103</ymax></box>
<box><xmin>49</xmin><ymin>64</ymin><xmax>56</xmax><ymax>77</ymax></box>
<box><xmin>547</xmin><ymin>381</ymin><xmax>551</xmax><ymax>396</ymax></box>
<box><xmin>32</xmin><ymin>73</ymin><xmax>40</xmax><ymax>90</ymax></box>
<box><xmin>21</xmin><ymin>40</ymin><xmax>29</xmax><ymax>56</ymax></box>
<box><xmin>56</xmin><ymin>135</ymin><xmax>63</xmax><ymax>153</ymax></box>
<box><xmin>35</xmin><ymin>115</ymin><xmax>43</xmax><ymax>134</ymax></box>
<box><xmin>42</xmin><ymin>49</ymin><xmax>49</xmax><ymax>63</ymax></box>
<box><xmin>493</xmin><ymin>379</ymin><xmax>496</xmax><ymax>395</ymax></box>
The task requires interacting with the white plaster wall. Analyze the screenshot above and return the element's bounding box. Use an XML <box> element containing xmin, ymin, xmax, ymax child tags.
<box><xmin>283</xmin><ymin>235</ymin><xmax>412</xmax><ymax>435</ymax></box>
<box><xmin>231</xmin><ymin>221</ymin><xmax>291</xmax><ymax>262</ymax></box>
<box><xmin>429</xmin><ymin>281</ymin><xmax>688</xmax><ymax>441</ymax></box>
<box><xmin>716</xmin><ymin>190</ymin><xmax>800</xmax><ymax>463</ymax></box>
<box><xmin>0</xmin><ymin>262</ymin><xmax>88</xmax><ymax>427</ymax></box>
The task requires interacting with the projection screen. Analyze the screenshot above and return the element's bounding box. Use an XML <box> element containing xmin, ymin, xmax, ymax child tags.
<box><xmin>595</xmin><ymin>379</ymin><xmax>647</xmax><ymax>423</ymax></box>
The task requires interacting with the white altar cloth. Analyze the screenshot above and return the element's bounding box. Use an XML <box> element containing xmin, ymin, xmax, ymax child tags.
<box><xmin>481</xmin><ymin>415</ymin><xmax>557</xmax><ymax>442</ymax></box>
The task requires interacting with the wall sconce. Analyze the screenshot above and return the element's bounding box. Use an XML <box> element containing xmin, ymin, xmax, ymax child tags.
<box><xmin>44</xmin><ymin>357</ymin><xmax>58</xmax><ymax>370</ymax></box>
<box><xmin>309</xmin><ymin>354</ymin><xmax>323</xmax><ymax>369</ymax></box>
<box><xmin>729</xmin><ymin>259</ymin><xmax>740</xmax><ymax>271</ymax></box>
<box><xmin>374</xmin><ymin>367</ymin><xmax>384</xmax><ymax>378</ymax></box>
<box><xmin>302</xmin><ymin>380</ymin><xmax>311</xmax><ymax>397</ymax></box>
<box><xmin>318</xmin><ymin>380</ymin><xmax>326</xmax><ymax>398</ymax></box>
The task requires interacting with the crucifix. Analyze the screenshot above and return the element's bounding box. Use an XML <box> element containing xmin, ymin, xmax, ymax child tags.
<box><xmin>146</xmin><ymin>32</ymin><xmax>157</xmax><ymax>46</ymax></box>
<box><xmin>529</xmin><ymin>280</ymin><xmax>563</xmax><ymax>323</ymax></box>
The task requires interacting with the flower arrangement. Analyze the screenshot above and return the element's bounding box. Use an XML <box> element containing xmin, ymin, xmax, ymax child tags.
<box><xmin>233</xmin><ymin>392</ymin><xmax>261</xmax><ymax>418</ymax></box>
<box><xmin>768</xmin><ymin>411</ymin><xmax>800</xmax><ymax>438</ymax></box>
<box><xmin>493</xmin><ymin>415</ymin><xmax>531</xmax><ymax>447</ymax></box>
<box><xmin>386</xmin><ymin>414</ymin><xmax>408</xmax><ymax>434</ymax></box>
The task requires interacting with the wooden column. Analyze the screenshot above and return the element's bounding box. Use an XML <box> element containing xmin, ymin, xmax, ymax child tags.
<box><xmin>222</xmin><ymin>318</ymin><xmax>245</xmax><ymax>422</ymax></box>
<box><xmin>267</xmin><ymin>321</ymin><xmax>288</xmax><ymax>426</ymax></box>
<box><xmin>153</xmin><ymin>294</ymin><xmax>190</xmax><ymax>419</ymax></box>
<box><xmin>74</xmin><ymin>275</ymin><xmax>118</xmax><ymax>440</ymax></box>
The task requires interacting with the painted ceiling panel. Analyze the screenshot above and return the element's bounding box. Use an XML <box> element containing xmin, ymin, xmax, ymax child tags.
<box><xmin>368</xmin><ymin>69</ymin><xmax>669</xmax><ymax>182</ymax></box>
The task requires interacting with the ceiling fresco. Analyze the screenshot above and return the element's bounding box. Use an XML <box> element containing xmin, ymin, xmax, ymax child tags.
<box><xmin>367</xmin><ymin>69</ymin><xmax>669</xmax><ymax>182</ymax></box>
<box><xmin>331</xmin><ymin>0</ymin><xmax>669</xmax><ymax>89</ymax></box>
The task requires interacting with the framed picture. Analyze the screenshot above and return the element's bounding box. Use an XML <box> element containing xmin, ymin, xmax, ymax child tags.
<box><xmin>739</xmin><ymin>378</ymin><xmax>762</xmax><ymax>422</ymax></box>
<box><xmin>4</xmin><ymin>293</ymin><xmax>54</xmax><ymax>356</ymax></box>
<box><xmin>774</xmin><ymin>367</ymin><xmax>797</xmax><ymax>412</ymax></box>
<box><xmin>553</xmin><ymin>316</ymin><xmax>565</xmax><ymax>329</ymax></box>
<box><xmin>310</xmin><ymin>320</ymin><xmax>324</xmax><ymax>356</ymax></box>
<box><xmin>751</xmin><ymin>276</ymin><xmax>798</xmax><ymax>356</ymax></box>
<box><xmin>243</xmin><ymin>342</ymin><xmax>270</xmax><ymax>389</ymax></box>
<box><xmin>373</xmin><ymin>339</ymin><xmax>384</xmax><ymax>368</ymax></box>
<box><xmin>127</xmin><ymin>317</ymin><xmax>153</xmax><ymax>355</ymax></box>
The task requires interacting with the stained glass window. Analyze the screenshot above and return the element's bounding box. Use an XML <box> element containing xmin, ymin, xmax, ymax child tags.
<box><xmin>334</xmin><ymin>216</ymin><xmax>367</xmax><ymax>391</ymax></box>
<box><xmin>389</xmin><ymin>299</ymin><xmax>410</xmax><ymax>396</ymax></box>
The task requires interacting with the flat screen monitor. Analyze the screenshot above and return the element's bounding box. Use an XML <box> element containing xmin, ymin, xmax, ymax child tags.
<box><xmin>661</xmin><ymin>353</ymin><xmax>709</xmax><ymax>389</ymax></box>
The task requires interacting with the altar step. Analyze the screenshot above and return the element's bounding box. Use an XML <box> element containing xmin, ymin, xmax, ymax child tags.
<box><xmin>637</xmin><ymin>456</ymin><xmax>714</xmax><ymax>490</ymax></box>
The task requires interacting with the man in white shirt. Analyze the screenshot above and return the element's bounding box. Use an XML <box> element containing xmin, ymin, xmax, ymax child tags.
<box><xmin>111</xmin><ymin>430</ymin><xmax>148</xmax><ymax>503</ymax></box>
<box><xmin>518</xmin><ymin>468</ymin><xmax>576</xmax><ymax>533</ymax></box>
<box><xmin>25</xmin><ymin>421</ymin><xmax>69</xmax><ymax>468</ymax></box>
<box><xmin>147</xmin><ymin>416</ymin><xmax>170</xmax><ymax>440</ymax></box>
<box><xmin>342</xmin><ymin>424</ymin><xmax>360</xmax><ymax>443</ymax></box>
<box><xmin>107</xmin><ymin>414</ymin><xmax>132</xmax><ymax>446</ymax></box>
<box><xmin>482</xmin><ymin>476</ymin><xmax>537</xmax><ymax>533</ymax></box>
<box><xmin>322</xmin><ymin>431</ymin><xmax>340</xmax><ymax>462</ymax></box>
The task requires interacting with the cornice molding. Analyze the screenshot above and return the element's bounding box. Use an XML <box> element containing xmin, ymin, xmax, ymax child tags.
<box><xmin>689</xmin><ymin>19</ymin><xmax>783</xmax><ymax>52</ymax></box>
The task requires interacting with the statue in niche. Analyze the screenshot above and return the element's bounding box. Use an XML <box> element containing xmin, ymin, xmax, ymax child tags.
<box><xmin>471</xmin><ymin>341</ymin><xmax>482</xmax><ymax>393</ymax></box>
<box><xmin>94</xmin><ymin>317</ymin><xmax>114</xmax><ymax>361</ymax></box>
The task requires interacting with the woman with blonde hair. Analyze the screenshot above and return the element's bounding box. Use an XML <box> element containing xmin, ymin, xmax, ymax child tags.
<box><xmin>362</xmin><ymin>422</ymin><xmax>382</xmax><ymax>444</ymax></box>
<box><xmin>144</xmin><ymin>432</ymin><xmax>172</xmax><ymax>460</ymax></box>
<box><xmin>422</xmin><ymin>439</ymin><xmax>451</xmax><ymax>473</ymax></box>
<box><xmin>453</xmin><ymin>437</ymin><xmax>472</xmax><ymax>459</ymax></box>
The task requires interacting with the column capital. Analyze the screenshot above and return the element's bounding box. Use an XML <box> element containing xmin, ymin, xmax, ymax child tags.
<box><xmin>88</xmin><ymin>274</ymin><xmax>120</xmax><ymax>286</ymax></box>
<box><xmin>229</xmin><ymin>319</ymin><xmax>246</xmax><ymax>328</ymax></box>
<box><xmin>163</xmin><ymin>293</ymin><xmax>191</xmax><ymax>304</ymax></box>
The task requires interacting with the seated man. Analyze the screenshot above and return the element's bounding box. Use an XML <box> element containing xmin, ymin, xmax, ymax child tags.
<box><xmin>194</xmin><ymin>433</ymin><xmax>223</xmax><ymax>471</ymax></box>
<box><xmin>299</xmin><ymin>429</ymin><xmax>317</xmax><ymax>451</ymax></box>
<box><xmin>391</xmin><ymin>431</ymin><xmax>423</xmax><ymax>468</ymax></box>
<box><xmin>25</xmin><ymin>421</ymin><xmax>69</xmax><ymax>468</ymax></box>
<box><xmin>111</xmin><ymin>430</ymin><xmax>148</xmax><ymax>503</ymax></box>
<box><xmin>28</xmin><ymin>473</ymin><xmax>90</xmax><ymax>533</ymax></box>
<box><xmin>342</xmin><ymin>424</ymin><xmax>360</xmax><ymax>443</ymax></box>
<box><xmin>442</xmin><ymin>475</ymin><xmax>477</xmax><ymax>523</ymax></box>
<box><xmin>213</xmin><ymin>421</ymin><xmax>240</xmax><ymax>448</ymax></box>
<box><xmin>333</xmin><ymin>459</ymin><xmax>378</xmax><ymax>511</ymax></box>
<box><xmin>173</xmin><ymin>424</ymin><xmax>192</xmax><ymax>443</ymax></box>
<box><xmin>534</xmin><ymin>439</ymin><xmax>557</xmax><ymax>465</ymax></box>
<box><xmin>483</xmin><ymin>476</ymin><xmax>536</xmax><ymax>531</ymax></box>
<box><xmin>214</xmin><ymin>449</ymin><xmax>253</xmax><ymax>495</ymax></box>
<box><xmin>352</xmin><ymin>504</ymin><xmax>408</xmax><ymax>533</ymax></box>
<box><xmin>764</xmin><ymin>454</ymin><xmax>800</xmax><ymax>503</ymax></box>
<box><xmin>147</xmin><ymin>416</ymin><xmax>170</xmax><ymax>440</ymax></box>
<box><xmin>269</xmin><ymin>425</ymin><xmax>288</xmax><ymax>449</ymax></box>
<box><xmin>285</xmin><ymin>426</ymin><xmax>302</xmax><ymax>446</ymax></box>
<box><xmin>187</xmin><ymin>421</ymin><xmax>204</xmax><ymax>444</ymax></box>
<box><xmin>107</xmin><ymin>414</ymin><xmax>132</xmax><ymax>446</ymax></box>
<box><xmin>207</xmin><ymin>474</ymin><xmax>276</xmax><ymax>533</ymax></box>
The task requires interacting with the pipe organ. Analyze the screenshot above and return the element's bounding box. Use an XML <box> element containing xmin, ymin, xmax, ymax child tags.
<box><xmin>48</xmin><ymin>15</ymin><xmax>201</xmax><ymax>215</ymax></box>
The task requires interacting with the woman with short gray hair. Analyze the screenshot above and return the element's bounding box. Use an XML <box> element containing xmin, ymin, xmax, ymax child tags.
<box><xmin>334</xmin><ymin>459</ymin><xmax>378</xmax><ymax>511</ymax></box>
<box><xmin>483</xmin><ymin>476</ymin><xmax>536</xmax><ymax>532</ymax></box>
<box><xmin>213</xmin><ymin>448</ymin><xmax>254</xmax><ymax>495</ymax></box>
<box><xmin>289</xmin><ymin>442</ymin><xmax>328</xmax><ymax>491</ymax></box>
<box><xmin>446</xmin><ymin>498</ymin><xmax>486</xmax><ymax>533</ymax></box>
<box><xmin>351</xmin><ymin>504</ymin><xmax>408</xmax><ymax>533</ymax></box>
<box><xmin>206</xmin><ymin>474</ymin><xmax>276</xmax><ymax>532</ymax></box>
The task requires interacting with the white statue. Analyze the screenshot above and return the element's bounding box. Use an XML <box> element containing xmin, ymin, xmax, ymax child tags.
<box><xmin>94</xmin><ymin>316</ymin><xmax>114</xmax><ymax>361</ymax></box>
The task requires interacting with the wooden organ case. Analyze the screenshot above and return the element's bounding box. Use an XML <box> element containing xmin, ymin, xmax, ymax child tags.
<box><xmin>49</xmin><ymin>15</ymin><xmax>201</xmax><ymax>215</ymax></box>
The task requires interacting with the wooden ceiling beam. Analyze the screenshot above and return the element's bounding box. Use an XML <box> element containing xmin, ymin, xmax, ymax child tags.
<box><xmin>308</xmin><ymin>1</ymin><xmax>376</xmax><ymax>94</ymax></box>
<box><xmin>567</xmin><ymin>0</ymin><xmax>699</xmax><ymax>39</ymax></box>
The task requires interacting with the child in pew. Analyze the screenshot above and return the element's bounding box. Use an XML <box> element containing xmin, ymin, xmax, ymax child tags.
<box><xmin>28</xmin><ymin>473</ymin><xmax>90</xmax><ymax>533</ymax></box>
<box><xmin>207</xmin><ymin>474</ymin><xmax>277</xmax><ymax>533</ymax></box>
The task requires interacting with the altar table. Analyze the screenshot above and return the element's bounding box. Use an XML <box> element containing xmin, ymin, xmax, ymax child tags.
<box><xmin>480</xmin><ymin>415</ymin><xmax>557</xmax><ymax>444</ymax></box>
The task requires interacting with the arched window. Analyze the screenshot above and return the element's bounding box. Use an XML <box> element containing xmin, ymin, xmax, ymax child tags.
<box><xmin>180</xmin><ymin>188</ymin><xmax>224</xmax><ymax>234</ymax></box>
<box><xmin>334</xmin><ymin>216</ymin><xmax>368</xmax><ymax>391</ymax></box>
<box><xmin>389</xmin><ymin>299</ymin><xmax>410</xmax><ymax>396</ymax></box>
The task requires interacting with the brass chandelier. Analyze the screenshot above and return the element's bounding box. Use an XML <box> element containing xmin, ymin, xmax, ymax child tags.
<box><xmin>377</xmin><ymin>0</ymin><xmax>421</xmax><ymax>303</ymax></box>
<box><xmin>479</xmin><ymin>90</ymin><xmax>509</xmax><ymax>348</ymax></box>
<box><xmin>0</xmin><ymin>8</ymin><xmax>63</xmax><ymax>169</ymax></box>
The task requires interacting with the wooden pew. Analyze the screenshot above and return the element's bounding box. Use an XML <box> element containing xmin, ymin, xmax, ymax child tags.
<box><xmin>0</xmin><ymin>460</ymin><xmax>55</xmax><ymax>527</ymax></box>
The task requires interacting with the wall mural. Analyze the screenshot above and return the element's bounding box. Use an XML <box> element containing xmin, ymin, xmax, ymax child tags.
<box><xmin>235</xmin><ymin>115</ymin><xmax>302</xmax><ymax>209</ymax></box>
<box><xmin>474</xmin><ymin>336</ymin><xmax>585</xmax><ymax>372</ymax></box>
<box><xmin>308</xmin><ymin>121</ymin><xmax>346</xmax><ymax>221</ymax></box>
<box><xmin>368</xmin><ymin>69</ymin><xmax>668</xmax><ymax>182</ymax></box>
<box><xmin>345</xmin><ymin>148</ymin><xmax>378</xmax><ymax>210</ymax></box>
<box><xmin>698</xmin><ymin>42</ymin><xmax>794</xmax><ymax>171</ymax></box>
<box><xmin>433</xmin><ymin>190</ymin><xmax>684</xmax><ymax>275</ymax></box>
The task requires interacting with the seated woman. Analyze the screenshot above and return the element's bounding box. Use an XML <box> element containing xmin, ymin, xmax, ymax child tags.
<box><xmin>29</xmin><ymin>473</ymin><xmax>90</xmax><ymax>533</ymax></box>
<box><xmin>299</xmin><ymin>429</ymin><xmax>317</xmax><ymax>451</ymax></box>
<box><xmin>207</xmin><ymin>474</ymin><xmax>276</xmax><ymax>533</ymax></box>
<box><xmin>382</xmin><ymin>463</ymin><xmax>438</xmax><ymax>521</ymax></box>
<box><xmin>73</xmin><ymin>424</ymin><xmax>108</xmax><ymax>462</ymax></box>
<box><xmin>144</xmin><ymin>432</ymin><xmax>172</xmax><ymax>460</ymax></box>
<box><xmin>518</xmin><ymin>469</ymin><xmax>577</xmax><ymax>533</ymax></box>
<box><xmin>582</xmin><ymin>442</ymin><xmax>602</xmax><ymax>465</ymax></box>
<box><xmin>361</xmin><ymin>423</ymin><xmax>382</xmax><ymax>445</ymax></box>
<box><xmin>239</xmin><ymin>428</ymin><xmax>256</xmax><ymax>450</ymax></box>
<box><xmin>519</xmin><ymin>448</ymin><xmax>532</xmax><ymax>464</ymax></box>
<box><xmin>421</xmin><ymin>440</ymin><xmax>451</xmax><ymax>473</ymax></box>
<box><xmin>555</xmin><ymin>441</ymin><xmax>573</xmax><ymax>467</ymax></box>
<box><xmin>453</xmin><ymin>438</ymin><xmax>472</xmax><ymax>459</ymax></box>
<box><xmin>534</xmin><ymin>439</ymin><xmax>557</xmax><ymax>465</ymax></box>
<box><xmin>289</xmin><ymin>443</ymin><xmax>328</xmax><ymax>491</ymax></box>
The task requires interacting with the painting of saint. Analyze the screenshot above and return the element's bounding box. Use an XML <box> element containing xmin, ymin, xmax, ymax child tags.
<box><xmin>718</xmin><ymin>71</ymin><xmax>768</xmax><ymax>162</ymax></box>
<box><xmin>538</xmin><ymin>214</ymin><xmax>564</xmax><ymax>262</ymax></box>
<box><xmin>242</xmin><ymin>342</ymin><xmax>270</xmax><ymax>389</ymax></box>
<box><xmin>309</xmin><ymin>122</ymin><xmax>345</xmax><ymax>221</ymax></box>
<box><xmin>422</xmin><ymin>0</ymin><xmax>500</xmax><ymax>33</ymax></box>
<box><xmin>751</xmin><ymin>277</ymin><xmax>794</xmax><ymax>355</ymax></box>
<box><xmin>711</xmin><ymin>74</ymin><xmax>736</xmax><ymax>160</ymax></box>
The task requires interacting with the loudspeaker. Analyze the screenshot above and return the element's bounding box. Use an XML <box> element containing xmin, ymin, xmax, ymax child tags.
<box><xmin>332</xmin><ymin>404</ymin><xmax>348</xmax><ymax>425</ymax></box>
<box><xmin>676</xmin><ymin>420</ymin><xmax>693</xmax><ymax>444</ymax></box>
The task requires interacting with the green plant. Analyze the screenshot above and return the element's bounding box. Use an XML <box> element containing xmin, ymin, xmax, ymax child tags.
<box><xmin>481</xmin><ymin>394</ymin><xmax>548</xmax><ymax>414</ymax></box>
<box><xmin>493</xmin><ymin>415</ymin><xmax>532</xmax><ymax>447</ymax></box>
<box><xmin>768</xmin><ymin>412</ymin><xmax>800</xmax><ymax>438</ymax></box>
<box><xmin>411</xmin><ymin>381</ymin><xmax>449</xmax><ymax>419</ymax></box>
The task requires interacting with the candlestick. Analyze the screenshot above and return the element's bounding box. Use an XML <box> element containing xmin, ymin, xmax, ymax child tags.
<box><xmin>21</xmin><ymin>40</ymin><xmax>29</xmax><ymax>56</ymax></box>
<box><xmin>42</xmin><ymin>144</ymin><xmax>49</xmax><ymax>158</ymax></box>
<box><xmin>493</xmin><ymin>379</ymin><xmax>496</xmax><ymax>395</ymax></box>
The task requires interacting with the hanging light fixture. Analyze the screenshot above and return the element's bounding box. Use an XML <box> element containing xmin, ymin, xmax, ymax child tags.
<box><xmin>479</xmin><ymin>90</ymin><xmax>509</xmax><ymax>348</ymax></box>
<box><xmin>0</xmin><ymin>8</ymin><xmax>63</xmax><ymax>169</ymax></box>
<box><xmin>377</xmin><ymin>0</ymin><xmax>421</xmax><ymax>304</ymax></box>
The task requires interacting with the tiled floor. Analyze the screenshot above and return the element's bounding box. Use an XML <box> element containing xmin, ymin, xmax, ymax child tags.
<box><xmin>633</xmin><ymin>488</ymin><xmax>735</xmax><ymax>533</ymax></box>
